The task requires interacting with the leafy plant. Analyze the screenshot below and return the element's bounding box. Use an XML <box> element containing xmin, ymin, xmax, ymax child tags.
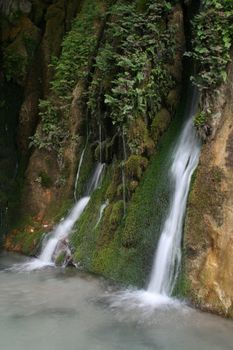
<box><xmin>188</xmin><ymin>0</ymin><xmax>233</xmax><ymax>91</ymax></box>
<box><xmin>88</xmin><ymin>0</ymin><xmax>175</xmax><ymax>136</ymax></box>
<box><xmin>50</xmin><ymin>0</ymin><xmax>103</xmax><ymax>97</ymax></box>
<box><xmin>29</xmin><ymin>99</ymin><xmax>69</xmax><ymax>153</ymax></box>
<box><xmin>194</xmin><ymin>111</ymin><xmax>207</xmax><ymax>128</ymax></box>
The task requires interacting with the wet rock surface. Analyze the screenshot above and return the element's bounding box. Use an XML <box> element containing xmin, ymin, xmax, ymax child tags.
<box><xmin>184</xmin><ymin>54</ymin><xmax>233</xmax><ymax>317</ymax></box>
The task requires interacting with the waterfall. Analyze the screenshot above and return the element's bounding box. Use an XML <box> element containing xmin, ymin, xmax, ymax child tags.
<box><xmin>99</xmin><ymin>123</ymin><xmax>102</xmax><ymax>164</ymax></box>
<box><xmin>22</xmin><ymin>163</ymin><xmax>105</xmax><ymax>270</ymax></box>
<box><xmin>74</xmin><ymin>145</ymin><xmax>87</xmax><ymax>202</ymax></box>
<box><xmin>94</xmin><ymin>200</ymin><xmax>109</xmax><ymax>229</ymax></box>
<box><xmin>122</xmin><ymin>130</ymin><xmax>127</xmax><ymax>216</ymax></box>
<box><xmin>38</xmin><ymin>197</ymin><xmax>91</xmax><ymax>264</ymax></box>
<box><xmin>103</xmin><ymin>89</ymin><xmax>201</xmax><ymax>310</ymax></box>
<box><xmin>85</xmin><ymin>163</ymin><xmax>105</xmax><ymax>195</ymax></box>
<box><xmin>147</xmin><ymin>90</ymin><xmax>201</xmax><ymax>296</ymax></box>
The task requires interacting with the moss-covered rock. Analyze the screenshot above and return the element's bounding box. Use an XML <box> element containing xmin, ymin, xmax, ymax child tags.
<box><xmin>151</xmin><ymin>108</ymin><xmax>171</xmax><ymax>144</ymax></box>
<box><xmin>183</xmin><ymin>54</ymin><xmax>233</xmax><ymax>318</ymax></box>
<box><xmin>5</xmin><ymin>225</ymin><xmax>44</xmax><ymax>256</ymax></box>
<box><xmin>69</xmin><ymin>104</ymin><xmax>185</xmax><ymax>287</ymax></box>
<box><xmin>55</xmin><ymin>251</ymin><xmax>66</xmax><ymax>266</ymax></box>
<box><xmin>43</xmin><ymin>1</ymin><xmax>65</xmax><ymax>57</ymax></box>
<box><xmin>166</xmin><ymin>89</ymin><xmax>180</xmax><ymax>111</ymax></box>
<box><xmin>127</xmin><ymin>118</ymin><xmax>155</xmax><ymax>156</ymax></box>
<box><xmin>105</xmin><ymin>165</ymin><xmax>122</xmax><ymax>202</ymax></box>
<box><xmin>109</xmin><ymin>200</ymin><xmax>124</xmax><ymax>230</ymax></box>
<box><xmin>125</xmin><ymin>155</ymin><xmax>148</xmax><ymax>180</ymax></box>
<box><xmin>3</xmin><ymin>17</ymin><xmax>40</xmax><ymax>84</ymax></box>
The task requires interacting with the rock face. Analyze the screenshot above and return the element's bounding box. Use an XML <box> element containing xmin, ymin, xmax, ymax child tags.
<box><xmin>184</xmin><ymin>54</ymin><xmax>233</xmax><ymax>317</ymax></box>
<box><xmin>3</xmin><ymin>1</ymin><xmax>185</xmax><ymax>280</ymax></box>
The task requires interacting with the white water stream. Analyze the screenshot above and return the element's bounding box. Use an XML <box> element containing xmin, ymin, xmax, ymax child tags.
<box><xmin>74</xmin><ymin>147</ymin><xmax>86</xmax><ymax>202</ymax></box>
<box><xmin>95</xmin><ymin>200</ymin><xmax>109</xmax><ymax>229</ymax></box>
<box><xmin>20</xmin><ymin>163</ymin><xmax>105</xmax><ymax>271</ymax></box>
<box><xmin>147</xmin><ymin>90</ymin><xmax>200</xmax><ymax>297</ymax></box>
<box><xmin>108</xmin><ymin>89</ymin><xmax>201</xmax><ymax>308</ymax></box>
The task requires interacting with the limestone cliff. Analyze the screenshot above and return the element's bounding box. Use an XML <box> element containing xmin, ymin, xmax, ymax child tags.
<box><xmin>184</xmin><ymin>53</ymin><xmax>233</xmax><ymax>317</ymax></box>
<box><xmin>1</xmin><ymin>0</ymin><xmax>81</xmax><ymax>241</ymax></box>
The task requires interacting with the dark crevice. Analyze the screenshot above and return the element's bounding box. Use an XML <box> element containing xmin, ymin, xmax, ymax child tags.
<box><xmin>181</xmin><ymin>0</ymin><xmax>201</xmax><ymax>51</ymax></box>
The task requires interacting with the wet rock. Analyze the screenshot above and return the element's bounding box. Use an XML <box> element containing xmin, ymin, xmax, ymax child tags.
<box><xmin>53</xmin><ymin>239</ymin><xmax>72</xmax><ymax>266</ymax></box>
<box><xmin>184</xmin><ymin>52</ymin><xmax>233</xmax><ymax>318</ymax></box>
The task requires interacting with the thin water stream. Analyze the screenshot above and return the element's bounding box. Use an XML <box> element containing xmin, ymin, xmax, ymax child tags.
<box><xmin>20</xmin><ymin>163</ymin><xmax>105</xmax><ymax>271</ymax></box>
<box><xmin>0</xmin><ymin>252</ymin><xmax>232</xmax><ymax>350</ymax></box>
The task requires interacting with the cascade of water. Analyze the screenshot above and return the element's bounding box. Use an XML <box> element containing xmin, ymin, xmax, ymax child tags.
<box><xmin>122</xmin><ymin>130</ymin><xmax>127</xmax><ymax>215</ymax></box>
<box><xmin>39</xmin><ymin>197</ymin><xmax>90</xmax><ymax>264</ymax></box>
<box><xmin>74</xmin><ymin>146</ymin><xmax>86</xmax><ymax>202</ymax></box>
<box><xmin>86</xmin><ymin>163</ymin><xmax>105</xmax><ymax>195</ymax></box>
<box><xmin>23</xmin><ymin>163</ymin><xmax>105</xmax><ymax>270</ymax></box>
<box><xmin>99</xmin><ymin>123</ymin><xmax>102</xmax><ymax>164</ymax></box>
<box><xmin>94</xmin><ymin>200</ymin><xmax>109</xmax><ymax>229</ymax></box>
<box><xmin>147</xmin><ymin>90</ymin><xmax>201</xmax><ymax>296</ymax></box>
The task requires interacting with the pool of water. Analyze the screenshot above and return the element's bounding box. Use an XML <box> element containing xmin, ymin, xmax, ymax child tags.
<box><xmin>0</xmin><ymin>252</ymin><xmax>232</xmax><ymax>350</ymax></box>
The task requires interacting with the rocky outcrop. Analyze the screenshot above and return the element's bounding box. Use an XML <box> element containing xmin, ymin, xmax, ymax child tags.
<box><xmin>3</xmin><ymin>0</ymin><xmax>185</xmax><ymax>278</ymax></box>
<box><xmin>184</xmin><ymin>53</ymin><xmax>233</xmax><ymax>317</ymax></box>
<box><xmin>21</xmin><ymin>0</ymin><xmax>107</xmax><ymax>222</ymax></box>
<box><xmin>0</xmin><ymin>0</ymin><xmax>83</xmax><ymax>242</ymax></box>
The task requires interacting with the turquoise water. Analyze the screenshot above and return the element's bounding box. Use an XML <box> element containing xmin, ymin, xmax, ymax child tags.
<box><xmin>0</xmin><ymin>252</ymin><xmax>232</xmax><ymax>350</ymax></box>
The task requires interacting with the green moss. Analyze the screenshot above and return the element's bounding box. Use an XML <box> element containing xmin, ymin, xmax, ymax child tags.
<box><xmin>3</xmin><ymin>19</ymin><xmax>40</xmax><ymax>83</ymax></box>
<box><xmin>185</xmin><ymin>163</ymin><xmax>224</xmax><ymax>247</ymax></box>
<box><xmin>109</xmin><ymin>200</ymin><xmax>124</xmax><ymax>230</ymax></box>
<box><xmin>166</xmin><ymin>89</ymin><xmax>180</xmax><ymax>110</ymax></box>
<box><xmin>5</xmin><ymin>194</ymin><xmax>74</xmax><ymax>255</ymax></box>
<box><xmin>151</xmin><ymin>108</ymin><xmax>171</xmax><ymax>144</ymax></box>
<box><xmin>6</xmin><ymin>225</ymin><xmax>44</xmax><ymax>256</ymax></box>
<box><xmin>116</xmin><ymin>101</ymin><xmax>188</xmax><ymax>285</ymax></box>
<box><xmin>105</xmin><ymin>164</ymin><xmax>121</xmax><ymax>202</ymax></box>
<box><xmin>71</xmin><ymin>165</ymin><xmax>112</xmax><ymax>266</ymax></box>
<box><xmin>182</xmin><ymin>160</ymin><xmax>225</xmax><ymax>299</ymax></box>
<box><xmin>128</xmin><ymin>180</ymin><xmax>139</xmax><ymax>193</ymax></box>
<box><xmin>38</xmin><ymin>171</ymin><xmax>53</xmax><ymax>188</ymax></box>
<box><xmin>125</xmin><ymin>155</ymin><xmax>148</xmax><ymax>180</ymax></box>
<box><xmin>127</xmin><ymin>118</ymin><xmax>155</xmax><ymax>156</ymax></box>
<box><xmin>70</xmin><ymin>96</ymin><xmax>187</xmax><ymax>287</ymax></box>
<box><xmin>55</xmin><ymin>251</ymin><xmax>66</xmax><ymax>266</ymax></box>
<box><xmin>172</xmin><ymin>254</ymin><xmax>190</xmax><ymax>298</ymax></box>
<box><xmin>44</xmin><ymin>198</ymin><xmax>73</xmax><ymax>223</ymax></box>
